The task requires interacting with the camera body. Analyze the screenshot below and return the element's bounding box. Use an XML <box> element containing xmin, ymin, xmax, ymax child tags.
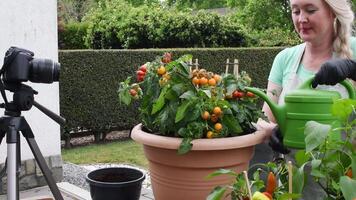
<box><xmin>0</xmin><ymin>47</ymin><xmax>61</xmax><ymax>112</ymax></box>
<box><xmin>2</xmin><ymin>47</ymin><xmax>60</xmax><ymax>84</ymax></box>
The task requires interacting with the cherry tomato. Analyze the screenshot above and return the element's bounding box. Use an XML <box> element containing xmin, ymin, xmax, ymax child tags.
<box><xmin>157</xmin><ymin>66</ymin><xmax>166</xmax><ymax>75</ymax></box>
<box><xmin>199</xmin><ymin>77</ymin><xmax>208</xmax><ymax>85</ymax></box>
<box><xmin>214</xmin><ymin>123</ymin><xmax>222</xmax><ymax>132</ymax></box>
<box><xmin>208</xmin><ymin>78</ymin><xmax>216</xmax><ymax>86</ymax></box>
<box><xmin>129</xmin><ymin>89</ymin><xmax>137</xmax><ymax>96</ymax></box>
<box><xmin>210</xmin><ymin>114</ymin><xmax>219</xmax><ymax>123</ymax></box>
<box><xmin>246</xmin><ymin>91</ymin><xmax>255</xmax><ymax>98</ymax></box>
<box><xmin>139</xmin><ymin>64</ymin><xmax>147</xmax><ymax>72</ymax></box>
<box><xmin>213</xmin><ymin>74</ymin><xmax>221</xmax><ymax>82</ymax></box>
<box><xmin>206</xmin><ymin>131</ymin><xmax>214</xmax><ymax>139</ymax></box>
<box><xmin>201</xmin><ymin>111</ymin><xmax>210</xmax><ymax>120</ymax></box>
<box><xmin>233</xmin><ymin>90</ymin><xmax>244</xmax><ymax>98</ymax></box>
<box><xmin>213</xmin><ymin>107</ymin><xmax>222</xmax><ymax>116</ymax></box>
<box><xmin>137</xmin><ymin>70</ymin><xmax>145</xmax><ymax>76</ymax></box>
<box><xmin>137</xmin><ymin>75</ymin><xmax>144</xmax><ymax>82</ymax></box>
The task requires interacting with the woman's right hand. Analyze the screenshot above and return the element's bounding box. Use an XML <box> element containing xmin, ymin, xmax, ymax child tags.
<box><xmin>255</xmin><ymin>119</ymin><xmax>290</xmax><ymax>154</ymax></box>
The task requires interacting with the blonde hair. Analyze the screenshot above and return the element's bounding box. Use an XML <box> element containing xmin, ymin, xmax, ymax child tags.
<box><xmin>324</xmin><ymin>0</ymin><xmax>354</xmax><ymax>59</ymax></box>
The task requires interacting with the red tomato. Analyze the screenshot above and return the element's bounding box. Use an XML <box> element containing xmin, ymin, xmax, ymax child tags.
<box><xmin>129</xmin><ymin>89</ymin><xmax>137</xmax><ymax>96</ymax></box>
<box><xmin>139</xmin><ymin>65</ymin><xmax>147</xmax><ymax>72</ymax></box>
<box><xmin>233</xmin><ymin>90</ymin><xmax>244</xmax><ymax>98</ymax></box>
<box><xmin>137</xmin><ymin>70</ymin><xmax>145</xmax><ymax>76</ymax></box>
<box><xmin>246</xmin><ymin>91</ymin><xmax>255</xmax><ymax>98</ymax></box>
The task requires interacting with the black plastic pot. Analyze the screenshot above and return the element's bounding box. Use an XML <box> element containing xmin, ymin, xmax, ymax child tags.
<box><xmin>86</xmin><ymin>167</ymin><xmax>145</xmax><ymax>200</ymax></box>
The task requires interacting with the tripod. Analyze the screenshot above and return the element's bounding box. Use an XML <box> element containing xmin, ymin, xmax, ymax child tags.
<box><xmin>0</xmin><ymin>83</ymin><xmax>65</xmax><ymax>200</ymax></box>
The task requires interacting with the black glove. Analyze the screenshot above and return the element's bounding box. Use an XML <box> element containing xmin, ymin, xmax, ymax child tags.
<box><xmin>268</xmin><ymin>126</ymin><xmax>290</xmax><ymax>154</ymax></box>
<box><xmin>312</xmin><ymin>59</ymin><xmax>356</xmax><ymax>88</ymax></box>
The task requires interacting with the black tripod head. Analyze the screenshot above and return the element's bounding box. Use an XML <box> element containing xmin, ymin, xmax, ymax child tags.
<box><xmin>0</xmin><ymin>47</ymin><xmax>65</xmax><ymax>125</ymax></box>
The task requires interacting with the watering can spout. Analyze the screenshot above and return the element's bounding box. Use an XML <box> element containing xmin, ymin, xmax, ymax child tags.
<box><xmin>245</xmin><ymin>87</ymin><xmax>286</xmax><ymax>131</ymax></box>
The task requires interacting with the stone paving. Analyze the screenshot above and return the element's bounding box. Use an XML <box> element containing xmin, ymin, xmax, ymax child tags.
<box><xmin>0</xmin><ymin>162</ymin><xmax>154</xmax><ymax>200</ymax></box>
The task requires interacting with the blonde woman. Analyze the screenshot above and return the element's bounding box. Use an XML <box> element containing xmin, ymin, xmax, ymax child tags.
<box><xmin>252</xmin><ymin>0</ymin><xmax>356</xmax><ymax>198</ymax></box>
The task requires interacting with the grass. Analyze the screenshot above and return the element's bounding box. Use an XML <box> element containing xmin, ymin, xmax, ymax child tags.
<box><xmin>61</xmin><ymin>139</ymin><xmax>148</xmax><ymax>169</ymax></box>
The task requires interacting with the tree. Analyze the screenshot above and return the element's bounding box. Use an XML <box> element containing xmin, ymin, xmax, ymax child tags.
<box><xmin>232</xmin><ymin>0</ymin><xmax>292</xmax><ymax>31</ymax></box>
<box><xmin>125</xmin><ymin>0</ymin><xmax>160</xmax><ymax>7</ymax></box>
<box><xmin>165</xmin><ymin>0</ymin><xmax>226</xmax><ymax>10</ymax></box>
<box><xmin>58</xmin><ymin>0</ymin><xmax>98</xmax><ymax>22</ymax></box>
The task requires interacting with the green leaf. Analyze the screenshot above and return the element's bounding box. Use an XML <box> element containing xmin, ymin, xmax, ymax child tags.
<box><xmin>331</xmin><ymin>179</ymin><xmax>340</xmax><ymax>191</ymax></box>
<box><xmin>180</xmin><ymin>90</ymin><xmax>196</xmax><ymax>100</ymax></box>
<box><xmin>304</xmin><ymin>121</ymin><xmax>331</xmax><ymax>153</ymax></box>
<box><xmin>206</xmin><ymin>186</ymin><xmax>227</xmax><ymax>200</ymax></box>
<box><xmin>172</xmin><ymin>83</ymin><xmax>185</xmax><ymax>94</ymax></box>
<box><xmin>294</xmin><ymin>150</ymin><xmax>310</xmax><ymax>167</ymax></box>
<box><xmin>226</xmin><ymin>83</ymin><xmax>237</xmax><ymax>95</ymax></box>
<box><xmin>332</xmin><ymin>99</ymin><xmax>356</xmax><ymax>122</ymax></box>
<box><xmin>151</xmin><ymin>86</ymin><xmax>168</xmax><ymax>114</ymax></box>
<box><xmin>351</xmin><ymin>154</ymin><xmax>356</xmax><ymax>179</ymax></box>
<box><xmin>292</xmin><ymin>163</ymin><xmax>306</xmax><ymax>195</ymax></box>
<box><xmin>175</xmin><ymin>101</ymin><xmax>192</xmax><ymax>123</ymax></box>
<box><xmin>118</xmin><ymin>89</ymin><xmax>131</xmax><ymax>105</ymax></box>
<box><xmin>178</xmin><ymin>137</ymin><xmax>193</xmax><ymax>155</ymax></box>
<box><xmin>201</xmin><ymin>89</ymin><xmax>212</xmax><ymax>98</ymax></box>
<box><xmin>311</xmin><ymin>159</ymin><xmax>325</xmax><ymax>178</ymax></box>
<box><xmin>278</xmin><ymin>193</ymin><xmax>301</xmax><ymax>200</ymax></box>
<box><xmin>340</xmin><ymin>176</ymin><xmax>356</xmax><ymax>200</ymax></box>
<box><xmin>206</xmin><ymin>169</ymin><xmax>237</xmax><ymax>179</ymax></box>
<box><xmin>222</xmin><ymin>114</ymin><xmax>242</xmax><ymax>135</ymax></box>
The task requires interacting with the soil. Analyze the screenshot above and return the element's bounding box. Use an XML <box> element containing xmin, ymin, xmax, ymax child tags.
<box><xmin>61</xmin><ymin>130</ymin><xmax>131</xmax><ymax>148</ymax></box>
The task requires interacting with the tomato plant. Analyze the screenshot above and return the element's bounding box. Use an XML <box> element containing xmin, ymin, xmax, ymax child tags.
<box><xmin>118</xmin><ymin>53</ymin><xmax>267</xmax><ymax>154</ymax></box>
<box><xmin>208</xmin><ymin>99</ymin><xmax>356</xmax><ymax>200</ymax></box>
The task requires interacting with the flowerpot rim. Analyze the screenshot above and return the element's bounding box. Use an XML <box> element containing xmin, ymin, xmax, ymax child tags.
<box><xmin>85</xmin><ymin>167</ymin><xmax>145</xmax><ymax>187</ymax></box>
<box><xmin>131</xmin><ymin>123</ymin><xmax>268</xmax><ymax>150</ymax></box>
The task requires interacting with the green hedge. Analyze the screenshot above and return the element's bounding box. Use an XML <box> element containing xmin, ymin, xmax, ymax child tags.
<box><xmin>59</xmin><ymin>48</ymin><xmax>283</xmax><ymax>140</ymax></box>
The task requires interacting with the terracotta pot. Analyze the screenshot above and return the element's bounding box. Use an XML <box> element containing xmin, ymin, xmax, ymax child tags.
<box><xmin>131</xmin><ymin>124</ymin><xmax>268</xmax><ymax>200</ymax></box>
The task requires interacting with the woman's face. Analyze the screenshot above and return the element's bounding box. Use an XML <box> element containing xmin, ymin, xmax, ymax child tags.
<box><xmin>290</xmin><ymin>0</ymin><xmax>335</xmax><ymax>45</ymax></box>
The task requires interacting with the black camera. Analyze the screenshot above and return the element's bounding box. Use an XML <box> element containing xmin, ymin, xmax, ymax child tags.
<box><xmin>2</xmin><ymin>47</ymin><xmax>60</xmax><ymax>83</ymax></box>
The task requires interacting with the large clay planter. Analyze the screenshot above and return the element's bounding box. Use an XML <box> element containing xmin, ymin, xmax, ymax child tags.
<box><xmin>131</xmin><ymin>124</ymin><xmax>268</xmax><ymax>200</ymax></box>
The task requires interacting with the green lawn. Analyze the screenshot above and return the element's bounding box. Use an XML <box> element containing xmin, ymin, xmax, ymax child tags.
<box><xmin>61</xmin><ymin>139</ymin><xmax>148</xmax><ymax>168</ymax></box>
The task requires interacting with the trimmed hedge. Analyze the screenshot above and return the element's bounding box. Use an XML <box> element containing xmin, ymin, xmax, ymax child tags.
<box><xmin>59</xmin><ymin>48</ymin><xmax>283</xmax><ymax>141</ymax></box>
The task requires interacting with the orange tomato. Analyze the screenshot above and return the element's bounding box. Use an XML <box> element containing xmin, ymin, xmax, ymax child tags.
<box><xmin>213</xmin><ymin>74</ymin><xmax>221</xmax><ymax>82</ymax></box>
<box><xmin>157</xmin><ymin>66</ymin><xmax>166</xmax><ymax>75</ymax></box>
<box><xmin>206</xmin><ymin>131</ymin><xmax>214</xmax><ymax>139</ymax></box>
<box><xmin>213</xmin><ymin>107</ymin><xmax>222</xmax><ymax>116</ymax></box>
<box><xmin>214</xmin><ymin>123</ymin><xmax>222</xmax><ymax>132</ymax></box>
<box><xmin>208</xmin><ymin>78</ymin><xmax>216</xmax><ymax>86</ymax></box>
<box><xmin>201</xmin><ymin>111</ymin><xmax>210</xmax><ymax>120</ymax></box>
<box><xmin>199</xmin><ymin>77</ymin><xmax>208</xmax><ymax>85</ymax></box>
<box><xmin>346</xmin><ymin>168</ymin><xmax>353</xmax><ymax>178</ymax></box>
<box><xmin>192</xmin><ymin>77</ymin><xmax>200</xmax><ymax>85</ymax></box>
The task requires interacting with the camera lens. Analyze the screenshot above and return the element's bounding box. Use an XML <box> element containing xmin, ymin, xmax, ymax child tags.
<box><xmin>30</xmin><ymin>59</ymin><xmax>60</xmax><ymax>83</ymax></box>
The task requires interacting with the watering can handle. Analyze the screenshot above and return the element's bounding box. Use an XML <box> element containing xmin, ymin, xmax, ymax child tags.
<box><xmin>299</xmin><ymin>77</ymin><xmax>356</xmax><ymax>99</ymax></box>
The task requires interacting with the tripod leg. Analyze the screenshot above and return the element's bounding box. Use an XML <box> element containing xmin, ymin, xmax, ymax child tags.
<box><xmin>26</xmin><ymin>137</ymin><xmax>64</xmax><ymax>200</ymax></box>
<box><xmin>6</xmin><ymin>128</ymin><xmax>19</xmax><ymax>200</ymax></box>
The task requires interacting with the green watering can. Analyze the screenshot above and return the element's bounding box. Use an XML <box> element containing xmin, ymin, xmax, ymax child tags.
<box><xmin>246</xmin><ymin>77</ymin><xmax>356</xmax><ymax>149</ymax></box>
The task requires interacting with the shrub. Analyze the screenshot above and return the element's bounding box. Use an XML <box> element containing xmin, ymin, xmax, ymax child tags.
<box><xmin>82</xmin><ymin>1</ymin><xmax>247</xmax><ymax>49</ymax></box>
<box><xmin>58</xmin><ymin>22</ymin><xmax>89</xmax><ymax>49</ymax></box>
